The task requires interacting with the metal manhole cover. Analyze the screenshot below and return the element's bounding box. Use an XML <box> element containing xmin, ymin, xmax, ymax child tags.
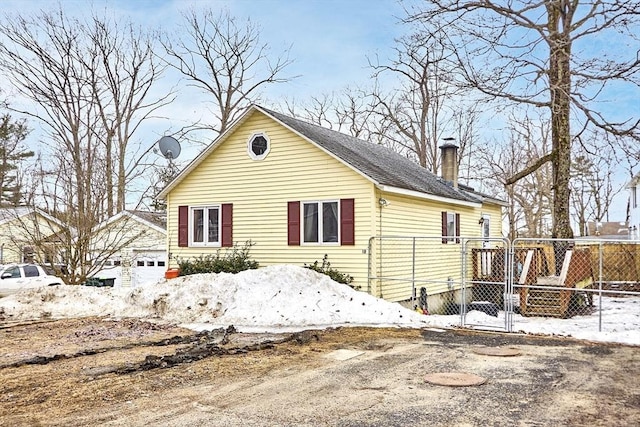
<box><xmin>471</xmin><ymin>347</ymin><xmax>522</xmax><ymax>357</ymax></box>
<box><xmin>424</xmin><ymin>372</ymin><xmax>487</xmax><ymax>387</ymax></box>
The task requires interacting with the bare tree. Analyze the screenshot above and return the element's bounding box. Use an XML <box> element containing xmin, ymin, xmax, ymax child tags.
<box><xmin>407</xmin><ymin>1</ymin><xmax>640</xmax><ymax>240</ymax></box>
<box><xmin>2</xmin><ymin>203</ymin><xmax>152</xmax><ymax>285</ymax></box>
<box><xmin>146</xmin><ymin>160</ymin><xmax>180</xmax><ymax>212</ymax></box>
<box><xmin>163</xmin><ymin>8</ymin><xmax>296</xmax><ymax>136</ymax></box>
<box><xmin>451</xmin><ymin>107</ymin><xmax>480</xmax><ymax>188</ymax></box>
<box><xmin>281</xmin><ymin>93</ymin><xmax>338</xmax><ymax>129</ymax></box>
<box><xmin>570</xmin><ymin>130</ymin><xmax>624</xmax><ymax>235</ymax></box>
<box><xmin>0</xmin><ymin>10</ymin><xmax>101</xmax><ymax>218</ymax></box>
<box><xmin>0</xmin><ymin>9</ymin><xmax>171</xmax><ymax>216</ymax></box>
<box><xmin>0</xmin><ymin>8</ymin><xmax>171</xmax><ymax>282</ymax></box>
<box><xmin>279</xmin><ymin>86</ymin><xmax>380</xmax><ymax>141</ymax></box>
<box><xmin>368</xmin><ymin>27</ymin><xmax>474</xmax><ymax>172</ymax></box>
<box><xmin>477</xmin><ymin>113</ymin><xmax>554</xmax><ymax>239</ymax></box>
<box><xmin>86</xmin><ymin>16</ymin><xmax>174</xmax><ymax>216</ymax></box>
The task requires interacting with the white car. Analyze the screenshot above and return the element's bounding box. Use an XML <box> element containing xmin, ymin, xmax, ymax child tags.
<box><xmin>0</xmin><ymin>264</ymin><xmax>64</xmax><ymax>297</ymax></box>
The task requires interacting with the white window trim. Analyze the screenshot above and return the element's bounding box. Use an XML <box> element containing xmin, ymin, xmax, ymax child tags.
<box><xmin>301</xmin><ymin>200</ymin><xmax>341</xmax><ymax>246</ymax></box>
<box><xmin>247</xmin><ymin>131</ymin><xmax>271</xmax><ymax>160</ymax></box>
<box><xmin>189</xmin><ymin>205</ymin><xmax>222</xmax><ymax>247</ymax></box>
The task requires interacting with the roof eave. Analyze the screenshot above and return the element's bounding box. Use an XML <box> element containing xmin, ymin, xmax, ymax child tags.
<box><xmin>94</xmin><ymin>211</ymin><xmax>166</xmax><ymax>235</ymax></box>
<box><xmin>377</xmin><ymin>184</ymin><xmax>482</xmax><ymax>208</ymax></box>
<box><xmin>626</xmin><ymin>172</ymin><xmax>640</xmax><ymax>188</ymax></box>
<box><xmin>253</xmin><ymin>105</ymin><xmax>379</xmax><ymax>186</ymax></box>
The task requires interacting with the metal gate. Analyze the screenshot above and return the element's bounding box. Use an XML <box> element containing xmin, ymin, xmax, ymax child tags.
<box><xmin>368</xmin><ymin>236</ymin><xmax>512</xmax><ymax>331</ymax></box>
<box><xmin>461</xmin><ymin>237</ymin><xmax>513</xmax><ymax>331</ymax></box>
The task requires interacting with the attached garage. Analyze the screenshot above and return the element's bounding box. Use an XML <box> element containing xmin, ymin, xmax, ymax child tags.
<box><xmin>131</xmin><ymin>250</ymin><xmax>168</xmax><ymax>287</ymax></box>
<box><xmin>92</xmin><ymin>211</ymin><xmax>167</xmax><ymax>288</ymax></box>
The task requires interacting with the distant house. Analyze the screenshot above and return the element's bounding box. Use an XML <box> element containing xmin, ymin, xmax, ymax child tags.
<box><xmin>159</xmin><ymin>105</ymin><xmax>506</xmax><ymax>301</ymax></box>
<box><xmin>0</xmin><ymin>207</ymin><xmax>67</xmax><ymax>265</ymax></box>
<box><xmin>628</xmin><ymin>172</ymin><xmax>639</xmax><ymax>240</ymax></box>
<box><xmin>91</xmin><ymin>210</ymin><xmax>167</xmax><ymax>287</ymax></box>
<box><xmin>585</xmin><ymin>221</ymin><xmax>630</xmax><ymax>240</ymax></box>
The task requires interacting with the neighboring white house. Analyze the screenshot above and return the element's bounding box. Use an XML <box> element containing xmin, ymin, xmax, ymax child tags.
<box><xmin>628</xmin><ymin>172</ymin><xmax>639</xmax><ymax>240</ymax></box>
<box><xmin>0</xmin><ymin>207</ymin><xmax>68</xmax><ymax>265</ymax></box>
<box><xmin>92</xmin><ymin>210</ymin><xmax>167</xmax><ymax>287</ymax></box>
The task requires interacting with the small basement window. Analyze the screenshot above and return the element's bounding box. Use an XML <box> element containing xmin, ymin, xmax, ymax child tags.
<box><xmin>247</xmin><ymin>132</ymin><xmax>270</xmax><ymax>160</ymax></box>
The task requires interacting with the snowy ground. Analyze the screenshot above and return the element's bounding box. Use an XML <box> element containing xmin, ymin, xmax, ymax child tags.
<box><xmin>0</xmin><ymin>265</ymin><xmax>637</xmax><ymax>346</ymax></box>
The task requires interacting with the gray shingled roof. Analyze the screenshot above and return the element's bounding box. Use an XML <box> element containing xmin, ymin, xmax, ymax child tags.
<box><xmin>0</xmin><ymin>207</ymin><xmax>31</xmax><ymax>224</ymax></box>
<box><xmin>262</xmin><ymin>107</ymin><xmax>481</xmax><ymax>204</ymax></box>
<box><xmin>127</xmin><ymin>210</ymin><xmax>167</xmax><ymax>230</ymax></box>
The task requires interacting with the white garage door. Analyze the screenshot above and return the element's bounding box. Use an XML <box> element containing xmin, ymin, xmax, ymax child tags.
<box><xmin>132</xmin><ymin>250</ymin><xmax>167</xmax><ymax>287</ymax></box>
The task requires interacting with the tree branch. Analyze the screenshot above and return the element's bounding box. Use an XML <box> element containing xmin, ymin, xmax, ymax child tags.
<box><xmin>505</xmin><ymin>151</ymin><xmax>555</xmax><ymax>185</ymax></box>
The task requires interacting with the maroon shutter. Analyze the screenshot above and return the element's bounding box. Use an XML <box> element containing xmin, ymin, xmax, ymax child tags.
<box><xmin>455</xmin><ymin>213</ymin><xmax>461</xmax><ymax>244</ymax></box>
<box><xmin>221</xmin><ymin>203</ymin><xmax>233</xmax><ymax>247</ymax></box>
<box><xmin>287</xmin><ymin>201</ymin><xmax>300</xmax><ymax>245</ymax></box>
<box><xmin>441</xmin><ymin>211</ymin><xmax>447</xmax><ymax>244</ymax></box>
<box><xmin>178</xmin><ymin>205</ymin><xmax>188</xmax><ymax>247</ymax></box>
<box><xmin>340</xmin><ymin>198</ymin><xmax>355</xmax><ymax>245</ymax></box>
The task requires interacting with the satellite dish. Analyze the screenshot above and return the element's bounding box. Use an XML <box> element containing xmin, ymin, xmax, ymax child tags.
<box><xmin>158</xmin><ymin>136</ymin><xmax>181</xmax><ymax>160</ymax></box>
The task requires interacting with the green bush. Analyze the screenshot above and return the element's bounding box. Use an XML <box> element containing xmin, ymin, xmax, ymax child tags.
<box><xmin>304</xmin><ymin>254</ymin><xmax>357</xmax><ymax>289</ymax></box>
<box><xmin>176</xmin><ymin>241</ymin><xmax>259</xmax><ymax>275</ymax></box>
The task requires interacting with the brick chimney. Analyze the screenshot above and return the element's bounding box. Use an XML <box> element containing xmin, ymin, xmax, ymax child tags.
<box><xmin>439</xmin><ymin>142</ymin><xmax>459</xmax><ymax>188</ymax></box>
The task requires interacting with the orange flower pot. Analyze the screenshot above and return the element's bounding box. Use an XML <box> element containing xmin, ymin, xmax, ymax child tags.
<box><xmin>165</xmin><ymin>269</ymin><xmax>180</xmax><ymax>279</ymax></box>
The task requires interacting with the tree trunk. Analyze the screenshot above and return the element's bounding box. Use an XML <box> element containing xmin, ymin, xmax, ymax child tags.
<box><xmin>106</xmin><ymin>134</ymin><xmax>113</xmax><ymax>217</ymax></box>
<box><xmin>548</xmin><ymin>2</ymin><xmax>575</xmax><ymax>272</ymax></box>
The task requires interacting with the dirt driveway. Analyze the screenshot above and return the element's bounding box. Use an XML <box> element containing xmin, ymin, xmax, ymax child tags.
<box><xmin>0</xmin><ymin>317</ymin><xmax>638</xmax><ymax>426</ymax></box>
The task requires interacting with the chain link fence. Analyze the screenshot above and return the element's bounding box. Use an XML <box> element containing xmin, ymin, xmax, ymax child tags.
<box><xmin>511</xmin><ymin>238</ymin><xmax>640</xmax><ymax>333</ymax></box>
<box><xmin>367</xmin><ymin>236</ymin><xmax>466</xmax><ymax>310</ymax></box>
<box><xmin>368</xmin><ymin>236</ymin><xmax>640</xmax><ymax>335</ymax></box>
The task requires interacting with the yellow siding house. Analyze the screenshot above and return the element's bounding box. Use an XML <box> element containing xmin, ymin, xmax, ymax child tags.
<box><xmin>0</xmin><ymin>207</ymin><xmax>67</xmax><ymax>265</ymax></box>
<box><xmin>159</xmin><ymin>105</ymin><xmax>505</xmax><ymax>303</ymax></box>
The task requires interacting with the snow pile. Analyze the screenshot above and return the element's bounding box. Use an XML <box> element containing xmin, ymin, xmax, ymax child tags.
<box><xmin>0</xmin><ymin>265</ymin><xmax>637</xmax><ymax>345</ymax></box>
<box><xmin>0</xmin><ymin>265</ymin><xmax>429</xmax><ymax>330</ymax></box>
<box><xmin>461</xmin><ymin>298</ymin><xmax>640</xmax><ymax>345</ymax></box>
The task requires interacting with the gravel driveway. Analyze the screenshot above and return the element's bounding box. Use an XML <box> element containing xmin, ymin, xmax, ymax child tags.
<box><xmin>0</xmin><ymin>318</ymin><xmax>638</xmax><ymax>426</ymax></box>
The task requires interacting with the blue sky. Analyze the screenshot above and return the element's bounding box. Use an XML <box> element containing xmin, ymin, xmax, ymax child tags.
<box><xmin>3</xmin><ymin>0</ymin><xmax>410</xmax><ymax>141</ymax></box>
<box><xmin>3</xmin><ymin>0</ymin><xmax>408</xmax><ymax>102</ymax></box>
<box><xmin>2</xmin><ymin>0</ymin><xmax>637</xmax><ymax>221</ymax></box>
<box><xmin>17</xmin><ymin>0</ymin><xmax>408</xmax><ymax>99</ymax></box>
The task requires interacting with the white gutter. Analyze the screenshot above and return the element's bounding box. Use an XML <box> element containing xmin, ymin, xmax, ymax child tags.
<box><xmin>376</xmin><ymin>184</ymin><xmax>482</xmax><ymax>208</ymax></box>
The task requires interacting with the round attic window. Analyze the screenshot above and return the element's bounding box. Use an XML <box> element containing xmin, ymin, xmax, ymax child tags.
<box><xmin>247</xmin><ymin>132</ymin><xmax>270</xmax><ymax>160</ymax></box>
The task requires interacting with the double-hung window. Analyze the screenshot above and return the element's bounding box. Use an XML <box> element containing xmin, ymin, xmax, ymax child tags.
<box><xmin>303</xmin><ymin>201</ymin><xmax>339</xmax><ymax>244</ymax></box>
<box><xmin>446</xmin><ymin>212</ymin><xmax>456</xmax><ymax>241</ymax></box>
<box><xmin>190</xmin><ymin>206</ymin><xmax>220</xmax><ymax>246</ymax></box>
<box><xmin>441</xmin><ymin>211</ymin><xmax>460</xmax><ymax>244</ymax></box>
<box><xmin>287</xmin><ymin>199</ymin><xmax>354</xmax><ymax>246</ymax></box>
<box><xmin>178</xmin><ymin>204</ymin><xmax>232</xmax><ymax>248</ymax></box>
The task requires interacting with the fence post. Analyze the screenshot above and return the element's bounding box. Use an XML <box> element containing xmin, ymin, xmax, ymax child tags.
<box><xmin>460</xmin><ymin>240</ymin><xmax>467</xmax><ymax>326</ymax></box>
<box><xmin>367</xmin><ymin>237</ymin><xmax>374</xmax><ymax>296</ymax></box>
<box><xmin>411</xmin><ymin>237</ymin><xmax>416</xmax><ymax>308</ymax></box>
<box><xmin>598</xmin><ymin>240</ymin><xmax>603</xmax><ymax>332</ymax></box>
<box><xmin>506</xmin><ymin>240</ymin><xmax>514</xmax><ymax>332</ymax></box>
